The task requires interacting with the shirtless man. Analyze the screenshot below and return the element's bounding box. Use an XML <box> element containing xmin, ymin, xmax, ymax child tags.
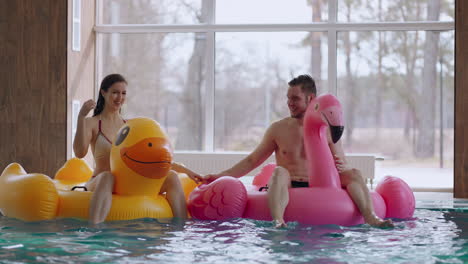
<box><xmin>202</xmin><ymin>74</ymin><xmax>393</xmax><ymax>228</ymax></box>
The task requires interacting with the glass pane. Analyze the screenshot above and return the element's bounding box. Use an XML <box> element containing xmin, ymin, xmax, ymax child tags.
<box><xmin>338</xmin><ymin>0</ymin><xmax>454</xmax><ymax>22</ymax></box>
<box><xmin>102</xmin><ymin>0</ymin><xmax>203</xmax><ymax>24</ymax></box>
<box><xmin>215</xmin><ymin>32</ymin><xmax>328</xmax><ymax>151</ymax></box>
<box><xmin>99</xmin><ymin>33</ymin><xmax>207</xmax><ymax>151</ymax></box>
<box><xmin>216</xmin><ymin>0</ymin><xmax>329</xmax><ymax>24</ymax></box>
<box><xmin>337</xmin><ymin>30</ymin><xmax>454</xmax><ymax>189</ymax></box>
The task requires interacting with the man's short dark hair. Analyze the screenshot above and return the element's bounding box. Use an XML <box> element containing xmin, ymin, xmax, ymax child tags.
<box><xmin>288</xmin><ymin>74</ymin><xmax>317</xmax><ymax>96</ymax></box>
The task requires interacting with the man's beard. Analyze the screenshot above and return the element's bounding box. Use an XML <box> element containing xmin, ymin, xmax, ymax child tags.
<box><xmin>291</xmin><ymin>111</ymin><xmax>305</xmax><ymax>119</ymax></box>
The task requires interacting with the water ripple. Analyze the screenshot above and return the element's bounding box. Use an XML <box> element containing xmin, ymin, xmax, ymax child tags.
<box><xmin>0</xmin><ymin>210</ymin><xmax>466</xmax><ymax>263</ymax></box>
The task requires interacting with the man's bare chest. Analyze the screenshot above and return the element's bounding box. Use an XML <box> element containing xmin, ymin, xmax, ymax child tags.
<box><xmin>275</xmin><ymin>129</ymin><xmax>306</xmax><ymax>159</ymax></box>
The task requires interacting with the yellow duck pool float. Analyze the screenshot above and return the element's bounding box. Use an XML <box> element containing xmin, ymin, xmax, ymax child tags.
<box><xmin>0</xmin><ymin>117</ymin><xmax>197</xmax><ymax>221</ymax></box>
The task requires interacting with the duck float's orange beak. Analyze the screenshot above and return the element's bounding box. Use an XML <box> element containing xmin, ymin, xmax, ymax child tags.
<box><xmin>120</xmin><ymin>137</ymin><xmax>172</xmax><ymax>179</ymax></box>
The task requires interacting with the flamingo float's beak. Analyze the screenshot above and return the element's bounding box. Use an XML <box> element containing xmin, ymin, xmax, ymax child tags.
<box><xmin>321</xmin><ymin>105</ymin><xmax>345</xmax><ymax>144</ymax></box>
<box><xmin>330</xmin><ymin>125</ymin><xmax>344</xmax><ymax>144</ymax></box>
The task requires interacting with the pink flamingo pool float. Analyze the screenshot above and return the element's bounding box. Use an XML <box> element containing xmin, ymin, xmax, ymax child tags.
<box><xmin>188</xmin><ymin>94</ymin><xmax>415</xmax><ymax>226</ymax></box>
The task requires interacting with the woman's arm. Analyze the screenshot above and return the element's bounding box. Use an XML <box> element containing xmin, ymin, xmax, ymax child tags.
<box><xmin>73</xmin><ymin>100</ymin><xmax>96</xmax><ymax>158</ymax></box>
<box><xmin>171</xmin><ymin>162</ymin><xmax>203</xmax><ymax>183</ymax></box>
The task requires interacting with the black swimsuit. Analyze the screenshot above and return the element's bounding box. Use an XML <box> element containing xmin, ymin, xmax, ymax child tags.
<box><xmin>258</xmin><ymin>180</ymin><xmax>309</xmax><ymax>191</ymax></box>
<box><xmin>290</xmin><ymin>181</ymin><xmax>309</xmax><ymax>188</ymax></box>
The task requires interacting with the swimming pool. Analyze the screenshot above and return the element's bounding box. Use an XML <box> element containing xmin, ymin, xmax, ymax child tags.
<box><xmin>0</xmin><ymin>209</ymin><xmax>466</xmax><ymax>263</ymax></box>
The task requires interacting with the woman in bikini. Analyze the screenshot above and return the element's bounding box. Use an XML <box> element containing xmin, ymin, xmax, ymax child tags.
<box><xmin>73</xmin><ymin>74</ymin><xmax>202</xmax><ymax>224</ymax></box>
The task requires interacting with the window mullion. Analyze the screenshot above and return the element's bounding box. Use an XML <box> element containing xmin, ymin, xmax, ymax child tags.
<box><xmin>329</xmin><ymin>0</ymin><xmax>337</xmax><ymax>23</ymax></box>
<box><xmin>95</xmin><ymin>0</ymin><xmax>102</xmax><ymax>96</ymax></box>
<box><xmin>328</xmin><ymin>30</ymin><xmax>337</xmax><ymax>95</ymax></box>
<box><xmin>328</xmin><ymin>0</ymin><xmax>337</xmax><ymax>94</ymax></box>
<box><xmin>204</xmin><ymin>0</ymin><xmax>215</xmax><ymax>152</ymax></box>
<box><xmin>94</xmin><ymin>22</ymin><xmax>454</xmax><ymax>33</ymax></box>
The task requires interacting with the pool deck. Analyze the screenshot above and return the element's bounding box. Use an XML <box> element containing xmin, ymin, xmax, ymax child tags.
<box><xmin>415</xmin><ymin>192</ymin><xmax>468</xmax><ymax>210</ymax></box>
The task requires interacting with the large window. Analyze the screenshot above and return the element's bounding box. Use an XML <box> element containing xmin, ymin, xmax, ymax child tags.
<box><xmin>100</xmin><ymin>32</ymin><xmax>207</xmax><ymax>149</ymax></box>
<box><xmin>214</xmin><ymin>31</ymin><xmax>328</xmax><ymax>151</ymax></box>
<box><xmin>96</xmin><ymin>0</ymin><xmax>454</xmax><ymax>188</ymax></box>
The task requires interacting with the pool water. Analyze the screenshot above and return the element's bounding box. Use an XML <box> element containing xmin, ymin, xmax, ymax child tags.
<box><xmin>0</xmin><ymin>209</ymin><xmax>467</xmax><ymax>264</ymax></box>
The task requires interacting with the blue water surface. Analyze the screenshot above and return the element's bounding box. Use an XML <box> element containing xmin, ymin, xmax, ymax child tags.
<box><xmin>0</xmin><ymin>209</ymin><xmax>467</xmax><ymax>264</ymax></box>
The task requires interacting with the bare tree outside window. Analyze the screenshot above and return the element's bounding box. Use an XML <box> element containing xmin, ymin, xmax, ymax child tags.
<box><xmin>214</xmin><ymin>32</ymin><xmax>327</xmax><ymax>151</ymax></box>
<box><xmin>175</xmin><ymin>0</ymin><xmax>208</xmax><ymax>150</ymax></box>
<box><xmin>100</xmin><ymin>0</ymin><xmax>205</xmax><ymax>149</ymax></box>
<box><xmin>336</xmin><ymin>0</ymin><xmax>454</xmax><ymax>187</ymax></box>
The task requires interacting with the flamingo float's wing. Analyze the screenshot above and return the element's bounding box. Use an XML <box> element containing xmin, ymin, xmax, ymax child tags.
<box><xmin>188</xmin><ymin>176</ymin><xmax>247</xmax><ymax>220</ymax></box>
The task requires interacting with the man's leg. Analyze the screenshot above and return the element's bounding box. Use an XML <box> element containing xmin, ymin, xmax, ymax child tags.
<box><xmin>267</xmin><ymin>166</ymin><xmax>291</xmax><ymax>228</ymax></box>
<box><xmin>340</xmin><ymin>169</ymin><xmax>393</xmax><ymax>227</ymax></box>
<box><xmin>87</xmin><ymin>171</ymin><xmax>115</xmax><ymax>224</ymax></box>
<box><xmin>160</xmin><ymin>170</ymin><xmax>187</xmax><ymax>219</ymax></box>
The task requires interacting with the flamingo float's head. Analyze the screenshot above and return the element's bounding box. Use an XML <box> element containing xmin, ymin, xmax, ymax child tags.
<box><xmin>110</xmin><ymin>117</ymin><xmax>173</xmax><ymax>195</ymax></box>
<box><xmin>305</xmin><ymin>94</ymin><xmax>344</xmax><ymax>143</ymax></box>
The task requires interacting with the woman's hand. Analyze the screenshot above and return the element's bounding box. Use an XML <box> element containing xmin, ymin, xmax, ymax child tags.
<box><xmin>201</xmin><ymin>173</ymin><xmax>223</xmax><ymax>183</ymax></box>
<box><xmin>187</xmin><ymin>173</ymin><xmax>204</xmax><ymax>184</ymax></box>
<box><xmin>79</xmin><ymin>99</ymin><xmax>96</xmax><ymax>117</ymax></box>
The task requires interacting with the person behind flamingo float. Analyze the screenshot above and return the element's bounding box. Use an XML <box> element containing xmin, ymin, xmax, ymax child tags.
<box><xmin>73</xmin><ymin>73</ymin><xmax>202</xmax><ymax>224</ymax></box>
<box><xmin>202</xmin><ymin>74</ymin><xmax>393</xmax><ymax>228</ymax></box>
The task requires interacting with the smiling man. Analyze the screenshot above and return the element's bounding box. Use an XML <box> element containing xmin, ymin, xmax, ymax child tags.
<box><xmin>202</xmin><ymin>74</ymin><xmax>393</xmax><ymax>228</ymax></box>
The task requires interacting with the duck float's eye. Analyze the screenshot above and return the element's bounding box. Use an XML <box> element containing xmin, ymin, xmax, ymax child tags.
<box><xmin>115</xmin><ymin>126</ymin><xmax>130</xmax><ymax>146</ymax></box>
<box><xmin>314</xmin><ymin>103</ymin><xmax>319</xmax><ymax>111</ymax></box>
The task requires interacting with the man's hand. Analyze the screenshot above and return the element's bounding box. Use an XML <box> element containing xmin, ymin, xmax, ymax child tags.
<box><xmin>334</xmin><ymin>155</ymin><xmax>351</xmax><ymax>173</ymax></box>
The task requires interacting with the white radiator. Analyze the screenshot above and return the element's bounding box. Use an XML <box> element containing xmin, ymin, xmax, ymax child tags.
<box><xmin>173</xmin><ymin>152</ymin><xmax>376</xmax><ymax>183</ymax></box>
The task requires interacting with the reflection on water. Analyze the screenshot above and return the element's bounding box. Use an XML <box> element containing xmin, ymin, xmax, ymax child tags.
<box><xmin>0</xmin><ymin>210</ymin><xmax>466</xmax><ymax>263</ymax></box>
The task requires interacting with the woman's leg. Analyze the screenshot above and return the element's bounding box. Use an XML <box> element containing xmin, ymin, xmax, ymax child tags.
<box><xmin>267</xmin><ymin>166</ymin><xmax>291</xmax><ymax>228</ymax></box>
<box><xmin>160</xmin><ymin>170</ymin><xmax>187</xmax><ymax>219</ymax></box>
<box><xmin>86</xmin><ymin>171</ymin><xmax>115</xmax><ymax>224</ymax></box>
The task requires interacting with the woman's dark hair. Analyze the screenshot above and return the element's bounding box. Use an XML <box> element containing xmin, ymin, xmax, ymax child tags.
<box><xmin>93</xmin><ymin>74</ymin><xmax>127</xmax><ymax>116</ymax></box>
